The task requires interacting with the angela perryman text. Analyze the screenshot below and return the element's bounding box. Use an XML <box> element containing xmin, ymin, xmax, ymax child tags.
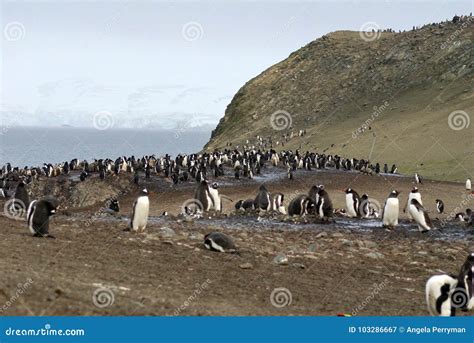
<box><xmin>348</xmin><ymin>326</ymin><xmax>468</xmax><ymax>335</ymax></box>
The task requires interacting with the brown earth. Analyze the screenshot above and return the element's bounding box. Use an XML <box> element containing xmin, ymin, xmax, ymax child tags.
<box><xmin>0</xmin><ymin>167</ymin><xmax>472</xmax><ymax>316</ymax></box>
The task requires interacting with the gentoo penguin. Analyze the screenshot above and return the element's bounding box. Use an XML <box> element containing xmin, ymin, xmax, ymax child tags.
<box><xmin>408</xmin><ymin>199</ymin><xmax>433</xmax><ymax>232</ymax></box>
<box><xmin>456</xmin><ymin>253</ymin><xmax>474</xmax><ymax>311</ymax></box>
<box><xmin>254</xmin><ymin>185</ymin><xmax>272</xmax><ymax>211</ymax></box>
<box><xmin>288</xmin><ymin>195</ymin><xmax>310</xmax><ymax>216</ymax></box>
<box><xmin>272</xmin><ymin>193</ymin><xmax>286</xmax><ymax>214</ymax></box>
<box><xmin>129</xmin><ymin>189</ymin><xmax>149</xmax><ymax>232</ymax></box>
<box><xmin>435</xmin><ymin>199</ymin><xmax>444</xmax><ymax>214</ymax></box>
<box><xmin>382</xmin><ymin>190</ymin><xmax>400</xmax><ymax>229</ymax></box>
<box><xmin>109</xmin><ymin>199</ymin><xmax>120</xmax><ymax>213</ymax></box>
<box><xmin>425</xmin><ymin>274</ymin><xmax>457</xmax><ymax>316</ymax></box>
<box><xmin>465</xmin><ymin>209</ymin><xmax>473</xmax><ymax>227</ymax></box>
<box><xmin>467</xmin><ymin>178</ymin><xmax>472</xmax><ymax>191</ymax></box>
<box><xmin>316</xmin><ymin>185</ymin><xmax>333</xmax><ymax>219</ymax></box>
<box><xmin>208</xmin><ymin>182</ymin><xmax>222</xmax><ymax>212</ymax></box>
<box><xmin>404</xmin><ymin>187</ymin><xmax>422</xmax><ymax>220</ymax></box>
<box><xmin>344</xmin><ymin>188</ymin><xmax>360</xmax><ymax>218</ymax></box>
<box><xmin>359</xmin><ymin>194</ymin><xmax>370</xmax><ymax>218</ymax></box>
<box><xmin>235</xmin><ymin>199</ymin><xmax>255</xmax><ymax>211</ymax></box>
<box><xmin>14</xmin><ymin>181</ymin><xmax>30</xmax><ymax>208</ymax></box>
<box><xmin>204</xmin><ymin>232</ymin><xmax>237</xmax><ymax>253</ymax></box>
<box><xmin>27</xmin><ymin>196</ymin><xmax>59</xmax><ymax>238</ymax></box>
<box><xmin>80</xmin><ymin>171</ymin><xmax>88</xmax><ymax>182</ymax></box>
<box><xmin>415</xmin><ymin>172</ymin><xmax>423</xmax><ymax>184</ymax></box>
<box><xmin>194</xmin><ymin>180</ymin><xmax>213</xmax><ymax>212</ymax></box>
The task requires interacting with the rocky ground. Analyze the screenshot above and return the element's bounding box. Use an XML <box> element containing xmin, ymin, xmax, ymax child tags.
<box><xmin>0</xmin><ymin>166</ymin><xmax>472</xmax><ymax>316</ymax></box>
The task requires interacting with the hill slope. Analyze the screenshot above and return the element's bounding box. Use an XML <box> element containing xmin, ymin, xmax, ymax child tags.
<box><xmin>204</xmin><ymin>19</ymin><xmax>474</xmax><ymax>181</ymax></box>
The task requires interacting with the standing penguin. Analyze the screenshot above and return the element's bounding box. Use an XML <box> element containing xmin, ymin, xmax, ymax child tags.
<box><xmin>425</xmin><ymin>274</ymin><xmax>457</xmax><ymax>316</ymax></box>
<box><xmin>382</xmin><ymin>190</ymin><xmax>400</xmax><ymax>229</ymax></box>
<box><xmin>408</xmin><ymin>199</ymin><xmax>433</xmax><ymax>232</ymax></box>
<box><xmin>344</xmin><ymin>188</ymin><xmax>360</xmax><ymax>218</ymax></box>
<box><xmin>415</xmin><ymin>173</ymin><xmax>423</xmax><ymax>184</ymax></box>
<box><xmin>404</xmin><ymin>187</ymin><xmax>422</xmax><ymax>220</ymax></box>
<box><xmin>194</xmin><ymin>180</ymin><xmax>213</xmax><ymax>212</ymax></box>
<box><xmin>316</xmin><ymin>185</ymin><xmax>333</xmax><ymax>220</ymax></box>
<box><xmin>435</xmin><ymin>199</ymin><xmax>444</xmax><ymax>214</ymax></box>
<box><xmin>129</xmin><ymin>189</ymin><xmax>149</xmax><ymax>232</ymax></box>
<box><xmin>27</xmin><ymin>196</ymin><xmax>59</xmax><ymax>238</ymax></box>
<box><xmin>254</xmin><ymin>185</ymin><xmax>272</xmax><ymax>211</ymax></box>
<box><xmin>13</xmin><ymin>181</ymin><xmax>30</xmax><ymax>215</ymax></box>
<box><xmin>467</xmin><ymin>178</ymin><xmax>472</xmax><ymax>191</ymax></box>
<box><xmin>359</xmin><ymin>194</ymin><xmax>370</xmax><ymax>218</ymax></box>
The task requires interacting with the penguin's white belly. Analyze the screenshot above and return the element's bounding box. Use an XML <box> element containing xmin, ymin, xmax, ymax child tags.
<box><xmin>209</xmin><ymin>188</ymin><xmax>221</xmax><ymax>212</ymax></box>
<box><xmin>383</xmin><ymin>199</ymin><xmax>399</xmax><ymax>225</ymax></box>
<box><xmin>345</xmin><ymin>195</ymin><xmax>358</xmax><ymax>217</ymax></box>
<box><xmin>408</xmin><ymin>204</ymin><xmax>430</xmax><ymax>231</ymax></box>
<box><xmin>132</xmin><ymin>197</ymin><xmax>149</xmax><ymax>231</ymax></box>
<box><xmin>467</xmin><ymin>180</ymin><xmax>472</xmax><ymax>190</ymax></box>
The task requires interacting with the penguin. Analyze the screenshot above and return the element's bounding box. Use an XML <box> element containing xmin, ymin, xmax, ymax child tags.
<box><xmin>415</xmin><ymin>172</ymin><xmax>423</xmax><ymax>184</ymax></box>
<box><xmin>272</xmin><ymin>193</ymin><xmax>286</xmax><ymax>215</ymax></box>
<box><xmin>194</xmin><ymin>180</ymin><xmax>213</xmax><ymax>212</ymax></box>
<box><xmin>465</xmin><ymin>209</ymin><xmax>473</xmax><ymax>227</ymax></box>
<box><xmin>404</xmin><ymin>187</ymin><xmax>422</xmax><ymax>220</ymax></box>
<box><xmin>390</xmin><ymin>164</ymin><xmax>397</xmax><ymax>174</ymax></box>
<box><xmin>27</xmin><ymin>196</ymin><xmax>59</xmax><ymax>238</ymax></box>
<box><xmin>109</xmin><ymin>199</ymin><xmax>120</xmax><ymax>213</ymax></box>
<box><xmin>425</xmin><ymin>274</ymin><xmax>457</xmax><ymax>316</ymax></box>
<box><xmin>344</xmin><ymin>188</ymin><xmax>360</xmax><ymax>218</ymax></box>
<box><xmin>99</xmin><ymin>168</ymin><xmax>105</xmax><ymax>180</ymax></box>
<box><xmin>80</xmin><ymin>171</ymin><xmax>88</xmax><ymax>182</ymax></box>
<box><xmin>456</xmin><ymin>253</ymin><xmax>474</xmax><ymax>311</ymax></box>
<box><xmin>204</xmin><ymin>232</ymin><xmax>237</xmax><ymax>253</ymax></box>
<box><xmin>129</xmin><ymin>189</ymin><xmax>149</xmax><ymax>232</ymax></box>
<box><xmin>254</xmin><ymin>185</ymin><xmax>271</xmax><ymax>211</ymax></box>
<box><xmin>359</xmin><ymin>194</ymin><xmax>370</xmax><ymax>218</ymax></box>
<box><xmin>467</xmin><ymin>178</ymin><xmax>472</xmax><ymax>191</ymax></box>
<box><xmin>316</xmin><ymin>185</ymin><xmax>333</xmax><ymax>219</ymax></box>
<box><xmin>13</xmin><ymin>181</ymin><xmax>30</xmax><ymax>215</ymax></box>
<box><xmin>133</xmin><ymin>171</ymin><xmax>139</xmax><ymax>185</ymax></box>
<box><xmin>435</xmin><ymin>199</ymin><xmax>444</xmax><ymax>214</ymax></box>
<box><xmin>382</xmin><ymin>190</ymin><xmax>400</xmax><ymax>229</ymax></box>
<box><xmin>235</xmin><ymin>199</ymin><xmax>255</xmax><ymax>211</ymax></box>
<box><xmin>208</xmin><ymin>182</ymin><xmax>233</xmax><ymax>212</ymax></box>
<box><xmin>288</xmin><ymin>195</ymin><xmax>310</xmax><ymax>216</ymax></box>
<box><xmin>408</xmin><ymin>199</ymin><xmax>433</xmax><ymax>232</ymax></box>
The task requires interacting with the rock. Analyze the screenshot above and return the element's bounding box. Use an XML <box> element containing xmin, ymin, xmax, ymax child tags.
<box><xmin>363</xmin><ymin>241</ymin><xmax>378</xmax><ymax>249</ymax></box>
<box><xmin>189</xmin><ymin>232</ymin><xmax>204</xmax><ymax>240</ymax></box>
<box><xmin>332</xmin><ymin>232</ymin><xmax>344</xmax><ymax>238</ymax></box>
<box><xmin>341</xmin><ymin>239</ymin><xmax>353</xmax><ymax>246</ymax></box>
<box><xmin>273</xmin><ymin>253</ymin><xmax>289</xmax><ymax>265</ymax></box>
<box><xmin>239</xmin><ymin>263</ymin><xmax>253</xmax><ymax>270</ymax></box>
<box><xmin>316</xmin><ymin>232</ymin><xmax>328</xmax><ymax>238</ymax></box>
<box><xmin>292</xmin><ymin>263</ymin><xmax>306</xmax><ymax>269</ymax></box>
<box><xmin>158</xmin><ymin>227</ymin><xmax>176</xmax><ymax>238</ymax></box>
<box><xmin>307</xmin><ymin>243</ymin><xmax>318</xmax><ymax>252</ymax></box>
<box><xmin>365</xmin><ymin>252</ymin><xmax>384</xmax><ymax>260</ymax></box>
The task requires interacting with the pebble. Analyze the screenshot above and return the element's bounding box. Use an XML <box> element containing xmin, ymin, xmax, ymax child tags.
<box><xmin>292</xmin><ymin>263</ymin><xmax>306</xmax><ymax>269</ymax></box>
<box><xmin>239</xmin><ymin>263</ymin><xmax>253</xmax><ymax>270</ymax></box>
<box><xmin>365</xmin><ymin>252</ymin><xmax>384</xmax><ymax>259</ymax></box>
<box><xmin>316</xmin><ymin>232</ymin><xmax>328</xmax><ymax>238</ymax></box>
<box><xmin>273</xmin><ymin>253</ymin><xmax>289</xmax><ymax>265</ymax></box>
<box><xmin>307</xmin><ymin>243</ymin><xmax>318</xmax><ymax>252</ymax></box>
<box><xmin>158</xmin><ymin>227</ymin><xmax>176</xmax><ymax>238</ymax></box>
<box><xmin>332</xmin><ymin>233</ymin><xmax>344</xmax><ymax>238</ymax></box>
<box><xmin>341</xmin><ymin>239</ymin><xmax>353</xmax><ymax>246</ymax></box>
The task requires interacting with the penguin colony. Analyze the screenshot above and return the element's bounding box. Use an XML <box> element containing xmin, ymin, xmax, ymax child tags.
<box><xmin>0</xmin><ymin>149</ymin><xmax>472</xmax><ymax>316</ymax></box>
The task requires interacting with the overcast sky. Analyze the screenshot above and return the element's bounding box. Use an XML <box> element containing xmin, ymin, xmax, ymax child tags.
<box><xmin>1</xmin><ymin>0</ymin><xmax>472</xmax><ymax>127</ymax></box>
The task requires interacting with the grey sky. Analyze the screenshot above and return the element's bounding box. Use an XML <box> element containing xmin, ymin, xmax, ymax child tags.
<box><xmin>1</xmin><ymin>0</ymin><xmax>472</xmax><ymax>128</ymax></box>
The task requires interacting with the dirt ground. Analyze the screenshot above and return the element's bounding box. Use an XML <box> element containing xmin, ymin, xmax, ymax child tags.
<box><xmin>0</xmin><ymin>166</ymin><xmax>472</xmax><ymax>316</ymax></box>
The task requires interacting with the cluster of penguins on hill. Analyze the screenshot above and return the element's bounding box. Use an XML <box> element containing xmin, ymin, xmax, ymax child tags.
<box><xmin>1</xmin><ymin>149</ymin><xmax>473</xmax><ymax>316</ymax></box>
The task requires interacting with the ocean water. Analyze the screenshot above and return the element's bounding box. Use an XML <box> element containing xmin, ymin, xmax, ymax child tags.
<box><xmin>0</xmin><ymin>127</ymin><xmax>211</xmax><ymax>167</ymax></box>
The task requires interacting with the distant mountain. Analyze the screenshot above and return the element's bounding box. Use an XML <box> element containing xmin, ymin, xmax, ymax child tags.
<box><xmin>204</xmin><ymin>17</ymin><xmax>474</xmax><ymax>181</ymax></box>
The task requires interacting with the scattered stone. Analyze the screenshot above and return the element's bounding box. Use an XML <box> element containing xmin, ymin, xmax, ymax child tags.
<box><xmin>273</xmin><ymin>253</ymin><xmax>289</xmax><ymax>265</ymax></box>
<box><xmin>365</xmin><ymin>252</ymin><xmax>384</xmax><ymax>259</ymax></box>
<box><xmin>307</xmin><ymin>243</ymin><xmax>318</xmax><ymax>252</ymax></box>
<box><xmin>332</xmin><ymin>232</ymin><xmax>344</xmax><ymax>238</ymax></box>
<box><xmin>341</xmin><ymin>239</ymin><xmax>353</xmax><ymax>246</ymax></box>
<box><xmin>158</xmin><ymin>227</ymin><xmax>176</xmax><ymax>238</ymax></box>
<box><xmin>292</xmin><ymin>263</ymin><xmax>306</xmax><ymax>269</ymax></box>
<box><xmin>239</xmin><ymin>263</ymin><xmax>253</xmax><ymax>270</ymax></box>
<box><xmin>316</xmin><ymin>232</ymin><xmax>328</xmax><ymax>238</ymax></box>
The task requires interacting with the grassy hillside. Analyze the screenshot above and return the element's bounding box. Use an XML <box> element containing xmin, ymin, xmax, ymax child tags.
<box><xmin>204</xmin><ymin>19</ymin><xmax>474</xmax><ymax>181</ymax></box>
